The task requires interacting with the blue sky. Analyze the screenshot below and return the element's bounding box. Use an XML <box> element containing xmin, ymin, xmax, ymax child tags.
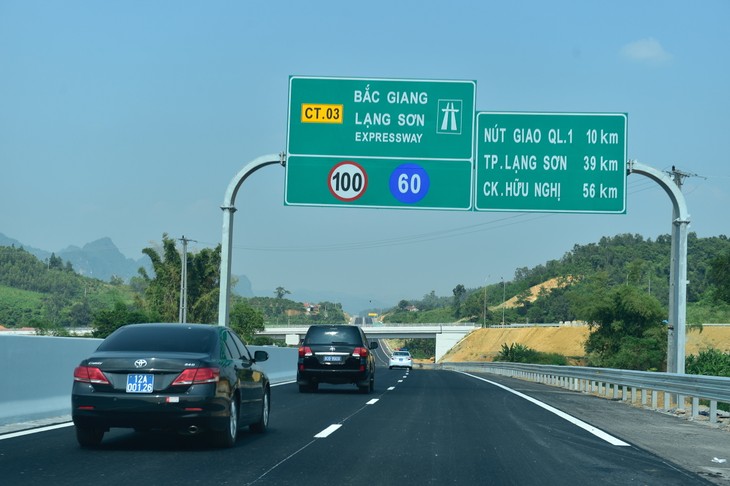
<box><xmin>1</xmin><ymin>1</ymin><xmax>729</xmax><ymax>312</ymax></box>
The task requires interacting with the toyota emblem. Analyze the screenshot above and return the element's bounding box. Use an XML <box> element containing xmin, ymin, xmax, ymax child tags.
<box><xmin>134</xmin><ymin>359</ymin><xmax>148</xmax><ymax>368</ymax></box>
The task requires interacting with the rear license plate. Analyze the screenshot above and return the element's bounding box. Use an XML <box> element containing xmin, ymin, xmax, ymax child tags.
<box><xmin>126</xmin><ymin>374</ymin><xmax>154</xmax><ymax>393</ymax></box>
<box><xmin>323</xmin><ymin>356</ymin><xmax>342</xmax><ymax>363</ymax></box>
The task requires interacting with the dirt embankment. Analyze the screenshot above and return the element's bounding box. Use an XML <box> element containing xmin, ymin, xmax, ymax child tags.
<box><xmin>441</xmin><ymin>325</ymin><xmax>730</xmax><ymax>362</ymax></box>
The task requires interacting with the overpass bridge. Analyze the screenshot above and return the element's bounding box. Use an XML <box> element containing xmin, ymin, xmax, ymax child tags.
<box><xmin>257</xmin><ymin>323</ymin><xmax>478</xmax><ymax>361</ymax></box>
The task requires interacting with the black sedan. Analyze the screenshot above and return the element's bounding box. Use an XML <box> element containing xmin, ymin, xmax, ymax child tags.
<box><xmin>72</xmin><ymin>323</ymin><xmax>270</xmax><ymax>448</ymax></box>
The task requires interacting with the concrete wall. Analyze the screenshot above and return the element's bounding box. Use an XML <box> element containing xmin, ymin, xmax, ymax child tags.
<box><xmin>0</xmin><ymin>335</ymin><xmax>297</xmax><ymax>426</ymax></box>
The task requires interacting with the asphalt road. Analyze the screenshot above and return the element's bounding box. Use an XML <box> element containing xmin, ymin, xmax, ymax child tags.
<box><xmin>0</xmin><ymin>353</ymin><xmax>725</xmax><ymax>485</ymax></box>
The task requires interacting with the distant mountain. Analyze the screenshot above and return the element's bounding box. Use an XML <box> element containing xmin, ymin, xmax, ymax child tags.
<box><xmin>0</xmin><ymin>233</ymin><xmax>147</xmax><ymax>282</ymax></box>
<box><xmin>57</xmin><ymin>237</ymin><xmax>148</xmax><ymax>281</ymax></box>
<box><xmin>0</xmin><ymin>234</ymin><xmax>367</xmax><ymax>310</ymax></box>
<box><xmin>0</xmin><ymin>233</ymin><xmax>52</xmax><ymax>262</ymax></box>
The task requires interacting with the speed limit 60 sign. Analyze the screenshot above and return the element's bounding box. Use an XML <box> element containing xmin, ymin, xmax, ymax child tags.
<box><xmin>285</xmin><ymin>156</ymin><xmax>472</xmax><ymax>210</ymax></box>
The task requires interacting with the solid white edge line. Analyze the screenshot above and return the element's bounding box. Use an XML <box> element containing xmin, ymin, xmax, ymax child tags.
<box><xmin>458</xmin><ymin>371</ymin><xmax>631</xmax><ymax>447</ymax></box>
<box><xmin>314</xmin><ymin>424</ymin><xmax>342</xmax><ymax>438</ymax></box>
<box><xmin>0</xmin><ymin>422</ymin><xmax>74</xmax><ymax>440</ymax></box>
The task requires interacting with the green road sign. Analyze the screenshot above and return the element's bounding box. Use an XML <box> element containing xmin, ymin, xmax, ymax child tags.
<box><xmin>285</xmin><ymin>156</ymin><xmax>472</xmax><ymax>210</ymax></box>
<box><xmin>287</xmin><ymin>76</ymin><xmax>476</xmax><ymax>160</ymax></box>
<box><xmin>285</xmin><ymin>76</ymin><xmax>476</xmax><ymax>209</ymax></box>
<box><xmin>475</xmin><ymin>112</ymin><xmax>627</xmax><ymax>213</ymax></box>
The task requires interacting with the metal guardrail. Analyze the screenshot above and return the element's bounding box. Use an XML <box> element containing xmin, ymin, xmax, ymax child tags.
<box><xmin>441</xmin><ymin>361</ymin><xmax>730</xmax><ymax>424</ymax></box>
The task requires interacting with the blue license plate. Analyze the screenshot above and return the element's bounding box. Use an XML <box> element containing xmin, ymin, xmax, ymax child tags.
<box><xmin>126</xmin><ymin>374</ymin><xmax>154</xmax><ymax>393</ymax></box>
<box><xmin>323</xmin><ymin>356</ymin><xmax>342</xmax><ymax>362</ymax></box>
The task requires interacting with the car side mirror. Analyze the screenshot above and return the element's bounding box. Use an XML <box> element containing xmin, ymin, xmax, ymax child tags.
<box><xmin>369</xmin><ymin>341</ymin><xmax>379</xmax><ymax>350</ymax></box>
<box><xmin>253</xmin><ymin>350</ymin><xmax>269</xmax><ymax>363</ymax></box>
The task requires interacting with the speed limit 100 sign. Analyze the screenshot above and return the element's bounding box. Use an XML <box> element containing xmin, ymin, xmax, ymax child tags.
<box><xmin>327</xmin><ymin>161</ymin><xmax>368</xmax><ymax>202</ymax></box>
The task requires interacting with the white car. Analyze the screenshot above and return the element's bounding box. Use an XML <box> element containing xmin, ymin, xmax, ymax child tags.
<box><xmin>389</xmin><ymin>350</ymin><xmax>413</xmax><ymax>370</ymax></box>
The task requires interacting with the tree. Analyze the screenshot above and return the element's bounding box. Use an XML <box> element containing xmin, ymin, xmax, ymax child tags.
<box><xmin>92</xmin><ymin>301</ymin><xmax>149</xmax><ymax>338</ymax></box>
<box><xmin>230</xmin><ymin>299</ymin><xmax>265</xmax><ymax>341</ymax></box>
<box><xmin>138</xmin><ymin>235</ymin><xmax>182</xmax><ymax>322</ymax></box>
<box><xmin>274</xmin><ymin>287</ymin><xmax>291</xmax><ymax>300</ymax></box>
<box><xmin>138</xmin><ymin>234</ymin><xmax>221</xmax><ymax>323</ymax></box>
<box><xmin>708</xmin><ymin>252</ymin><xmax>730</xmax><ymax>304</ymax></box>
<box><xmin>581</xmin><ymin>284</ymin><xmax>666</xmax><ymax>370</ymax></box>
<box><xmin>452</xmin><ymin>284</ymin><xmax>466</xmax><ymax>318</ymax></box>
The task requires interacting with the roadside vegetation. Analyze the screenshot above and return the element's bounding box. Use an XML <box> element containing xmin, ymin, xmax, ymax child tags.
<box><xmin>2</xmin><ymin>232</ymin><xmax>730</xmax><ymax>375</ymax></box>
<box><xmin>380</xmin><ymin>233</ymin><xmax>730</xmax><ymax>374</ymax></box>
<box><xmin>0</xmin><ymin>234</ymin><xmax>344</xmax><ymax>342</ymax></box>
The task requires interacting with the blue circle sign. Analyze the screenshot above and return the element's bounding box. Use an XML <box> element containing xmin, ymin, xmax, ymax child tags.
<box><xmin>389</xmin><ymin>164</ymin><xmax>430</xmax><ymax>204</ymax></box>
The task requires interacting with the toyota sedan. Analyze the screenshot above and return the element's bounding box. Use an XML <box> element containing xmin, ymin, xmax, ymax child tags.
<box><xmin>72</xmin><ymin>323</ymin><xmax>270</xmax><ymax>448</ymax></box>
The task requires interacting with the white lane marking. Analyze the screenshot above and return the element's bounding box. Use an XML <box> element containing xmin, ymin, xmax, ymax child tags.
<box><xmin>388</xmin><ymin>386</ymin><xmax>395</xmax><ymax>391</ymax></box>
<box><xmin>458</xmin><ymin>372</ymin><xmax>630</xmax><ymax>447</ymax></box>
<box><xmin>366</xmin><ymin>399</ymin><xmax>379</xmax><ymax>405</ymax></box>
<box><xmin>397</xmin><ymin>380</ymin><xmax>403</xmax><ymax>383</ymax></box>
<box><xmin>0</xmin><ymin>422</ymin><xmax>74</xmax><ymax>440</ymax></box>
<box><xmin>402</xmin><ymin>375</ymin><xmax>408</xmax><ymax>379</ymax></box>
<box><xmin>314</xmin><ymin>424</ymin><xmax>342</xmax><ymax>438</ymax></box>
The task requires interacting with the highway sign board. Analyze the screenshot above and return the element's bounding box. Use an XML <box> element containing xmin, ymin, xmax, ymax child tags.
<box><xmin>285</xmin><ymin>76</ymin><xmax>475</xmax><ymax>210</ymax></box>
<box><xmin>475</xmin><ymin>112</ymin><xmax>627</xmax><ymax>213</ymax></box>
<box><xmin>285</xmin><ymin>156</ymin><xmax>472</xmax><ymax>210</ymax></box>
<box><xmin>287</xmin><ymin>76</ymin><xmax>476</xmax><ymax>160</ymax></box>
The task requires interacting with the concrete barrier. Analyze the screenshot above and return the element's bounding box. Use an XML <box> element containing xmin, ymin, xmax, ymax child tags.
<box><xmin>0</xmin><ymin>334</ymin><xmax>297</xmax><ymax>426</ymax></box>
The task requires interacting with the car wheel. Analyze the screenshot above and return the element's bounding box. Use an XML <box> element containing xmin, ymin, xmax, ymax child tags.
<box><xmin>213</xmin><ymin>396</ymin><xmax>238</xmax><ymax>448</ymax></box>
<box><xmin>389</xmin><ymin>366</ymin><xmax>393</xmax><ymax>370</ymax></box>
<box><xmin>76</xmin><ymin>426</ymin><xmax>104</xmax><ymax>448</ymax></box>
<box><xmin>359</xmin><ymin>375</ymin><xmax>374</xmax><ymax>394</ymax></box>
<box><xmin>250</xmin><ymin>387</ymin><xmax>270</xmax><ymax>433</ymax></box>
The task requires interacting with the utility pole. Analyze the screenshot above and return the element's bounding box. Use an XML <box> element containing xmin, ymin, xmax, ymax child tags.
<box><xmin>669</xmin><ymin>165</ymin><xmax>704</xmax><ymax>189</ymax></box>
<box><xmin>501</xmin><ymin>277</ymin><xmax>506</xmax><ymax>326</ymax></box>
<box><xmin>178</xmin><ymin>235</ymin><xmax>197</xmax><ymax>323</ymax></box>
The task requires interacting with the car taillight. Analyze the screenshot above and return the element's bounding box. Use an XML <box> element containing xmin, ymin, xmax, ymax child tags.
<box><xmin>352</xmin><ymin>347</ymin><xmax>368</xmax><ymax>358</ymax></box>
<box><xmin>73</xmin><ymin>366</ymin><xmax>110</xmax><ymax>385</ymax></box>
<box><xmin>299</xmin><ymin>346</ymin><xmax>313</xmax><ymax>358</ymax></box>
<box><xmin>171</xmin><ymin>367</ymin><xmax>220</xmax><ymax>386</ymax></box>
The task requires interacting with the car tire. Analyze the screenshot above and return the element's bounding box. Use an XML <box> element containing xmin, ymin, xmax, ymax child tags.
<box><xmin>213</xmin><ymin>396</ymin><xmax>238</xmax><ymax>448</ymax></box>
<box><xmin>359</xmin><ymin>374</ymin><xmax>374</xmax><ymax>394</ymax></box>
<box><xmin>250</xmin><ymin>387</ymin><xmax>270</xmax><ymax>434</ymax></box>
<box><xmin>76</xmin><ymin>426</ymin><xmax>104</xmax><ymax>448</ymax></box>
<box><xmin>389</xmin><ymin>366</ymin><xmax>393</xmax><ymax>370</ymax></box>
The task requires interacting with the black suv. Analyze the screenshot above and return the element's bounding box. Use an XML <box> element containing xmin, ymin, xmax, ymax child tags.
<box><xmin>297</xmin><ymin>325</ymin><xmax>378</xmax><ymax>393</ymax></box>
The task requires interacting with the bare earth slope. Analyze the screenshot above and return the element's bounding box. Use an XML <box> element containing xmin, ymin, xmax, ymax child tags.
<box><xmin>442</xmin><ymin>325</ymin><xmax>730</xmax><ymax>362</ymax></box>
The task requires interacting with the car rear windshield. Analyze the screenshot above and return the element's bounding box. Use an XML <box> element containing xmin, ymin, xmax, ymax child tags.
<box><xmin>97</xmin><ymin>326</ymin><xmax>217</xmax><ymax>354</ymax></box>
<box><xmin>394</xmin><ymin>351</ymin><xmax>410</xmax><ymax>356</ymax></box>
<box><xmin>305</xmin><ymin>326</ymin><xmax>362</xmax><ymax>346</ymax></box>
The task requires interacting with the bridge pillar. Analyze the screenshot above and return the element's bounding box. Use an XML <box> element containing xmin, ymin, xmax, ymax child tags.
<box><xmin>435</xmin><ymin>328</ymin><xmax>471</xmax><ymax>362</ymax></box>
